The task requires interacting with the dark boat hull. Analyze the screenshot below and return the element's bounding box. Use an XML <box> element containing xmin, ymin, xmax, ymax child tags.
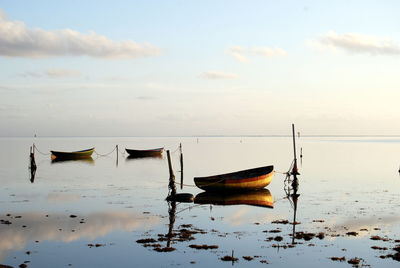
<box><xmin>194</xmin><ymin>165</ymin><xmax>274</xmax><ymax>191</ymax></box>
<box><xmin>51</xmin><ymin>148</ymin><xmax>95</xmax><ymax>160</ymax></box>
<box><xmin>125</xmin><ymin>148</ymin><xmax>163</xmax><ymax>158</ymax></box>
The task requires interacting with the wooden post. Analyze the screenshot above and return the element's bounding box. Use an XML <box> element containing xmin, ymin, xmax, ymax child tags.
<box><xmin>30</xmin><ymin>145</ymin><xmax>37</xmax><ymax>170</ymax></box>
<box><xmin>166</xmin><ymin>150</ymin><xmax>176</xmax><ymax>197</ymax></box>
<box><xmin>29</xmin><ymin>145</ymin><xmax>37</xmax><ymax>183</ymax></box>
<box><xmin>116</xmin><ymin>145</ymin><xmax>119</xmax><ymax>166</ymax></box>
<box><xmin>180</xmin><ymin>143</ymin><xmax>183</xmax><ymax>189</ymax></box>
<box><xmin>291</xmin><ymin>124</ymin><xmax>299</xmax><ymax>176</ymax></box>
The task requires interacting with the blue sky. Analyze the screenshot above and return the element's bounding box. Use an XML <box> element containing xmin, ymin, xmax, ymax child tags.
<box><xmin>1</xmin><ymin>0</ymin><xmax>400</xmax><ymax>136</ymax></box>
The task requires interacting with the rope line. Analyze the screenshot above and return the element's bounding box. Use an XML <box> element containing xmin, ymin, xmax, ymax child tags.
<box><xmin>94</xmin><ymin>146</ymin><xmax>117</xmax><ymax>157</ymax></box>
<box><xmin>33</xmin><ymin>144</ymin><xmax>50</xmax><ymax>155</ymax></box>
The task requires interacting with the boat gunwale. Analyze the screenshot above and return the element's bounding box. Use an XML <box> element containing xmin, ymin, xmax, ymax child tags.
<box><xmin>194</xmin><ymin>165</ymin><xmax>274</xmax><ymax>181</ymax></box>
<box><xmin>125</xmin><ymin>147</ymin><xmax>164</xmax><ymax>153</ymax></box>
<box><xmin>50</xmin><ymin>147</ymin><xmax>95</xmax><ymax>154</ymax></box>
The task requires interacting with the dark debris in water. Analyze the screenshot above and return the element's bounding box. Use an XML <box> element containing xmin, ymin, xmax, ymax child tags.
<box><xmin>143</xmin><ymin>243</ymin><xmax>161</xmax><ymax>248</ymax></box>
<box><xmin>136</xmin><ymin>238</ymin><xmax>157</xmax><ymax>244</ymax></box>
<box><xmin>154</xmin><ymin>247</ymin><xmax>175</xmax><ymax>252</ymax></box>
<box><xmin>271</xmin><ymin>219</ymin><xmax>289</xmax><ymax>224</ymax></box>
<box><xmin>189</xmin><ymin>244</ymin><xmax>218</xmax><ymax>250</ymax></box>
<box><xmin>370</xmin><ymin>235</ymin><xmax>390</xmax><ymax>241</ymax></box>
<box><xmin>0</xmin><ymin>265</ymin><xmax>14</xmax><ymax>268</ymax></box>
<box><xmin>293</xmin><ymin>232</ymin><xmax>317</xmax><ymax>241</ymax></box>
<box><xmin>330</xmin><ymin>256</ymin><xmax>346</xmax><ymax>262</ymax></box>
<box><xmin>87</xmin><ymin>243</ymin><xmax>106</xmax><ymax>248</ymax></box>
<box><xmin>263</xmin><ymin>229</ymin><xmax>281</xmax><ymax>233</ymax></box>
<box><xmin>346</xmin><ymin>232</ymin><xmax>359</xmax><ymax>236</ymax></box>
<box><xmin>347</xmin><ymin>257</ymin><xmax>361</xmax><ymax>265</ymax></box>
<box><xmin>272</xmin><ymin>243</ymin><xmax>295</xmax><ymax>249</ymax></box>
<box><xmin>371</xmin><ymin>246</ymin><xmax>388</xmax><ymax>251</ymax></box>
<box><xmin>220</xmin><ymin>256</ymin><xmax>238</xmax><ymax>262</ymax></box>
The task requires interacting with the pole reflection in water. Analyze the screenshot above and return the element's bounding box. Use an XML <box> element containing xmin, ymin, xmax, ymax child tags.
<box><xmin>29</xmin><ymin>164</ymin><xmax>36</xmax><ymax>183</ymax></box>
<box><xmin>285</xmin><ymin>173</ymin><xmax>300</xmax><ymax>245</ymax></box>
<box><xmin>166</xmin><ymin>200</ymin><xmax>176</xmax><ymax>248</ymax></box>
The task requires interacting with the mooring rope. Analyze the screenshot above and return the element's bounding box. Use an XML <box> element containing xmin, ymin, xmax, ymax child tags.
<box><xmin>32</xmin><ymin>144</ymin><xmax>50</xmax><ymax>155</ymax></box>
<box><xmin>94</xmin><ymin>146</ymin><xmax>117</xmax><ymax>157</ymax></box>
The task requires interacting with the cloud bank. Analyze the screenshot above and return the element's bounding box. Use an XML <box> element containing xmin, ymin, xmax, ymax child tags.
<box><xmin>317</xmin><ymin>31</ymin><xmax>400</xmax><ymax>55</ymax></box>
<box><xmin>16</xmin><ymin>68</ymin><xmax>81</xmax><ymax>78</ymax></box>
<box><xmin>200</xmin><ymin>71</ymin><xmax>238</xmax><ymax>80</ymax></box>
<box><xmin>0</xmin><ymin>10</ymin><xmax>160</xmax><ymax>59</ymax></box>
<box><xmin>228</xmin><ymin>46</ymin><xmax>287</xmax><ymax>62</ymax></box>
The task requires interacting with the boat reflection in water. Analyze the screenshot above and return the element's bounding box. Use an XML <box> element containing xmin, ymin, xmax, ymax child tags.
<box><xmin>51</xmin><ymin>156</ymin><xmax>95</xmax><ymax>165</ymax></box>
<box><xmin>194</xmin><ymin>189</ymin><xmax>274</xmax><ymax>208</ymax></box>
<box><xmin>126</xmin><ymin>154</ymin><xmax>164</xmax><ymax>161</ymax></box>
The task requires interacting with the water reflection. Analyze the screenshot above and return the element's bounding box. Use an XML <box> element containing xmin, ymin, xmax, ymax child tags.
<box><xmin>0</xmin><ymin>211</ymin><xmax>159</xmax><ymax>261</ymax></box>
<box><xmin>51</xmin><ymin>157</ymin><xmax>95</xmax><ymax>165</ymax></box>
<box><xmin>194</xmin><ymin>189</ymin><xmax>274</xmax><ymax>208</ymax></box>
<box><xmin>125</xmin><ymin>154</ymin><xmax>164</xmax><ymax>161</ymax></box>
<box><xmin>29</xmin><ymin>165</ymin><xmax>36</xmax><ymax>183</ymax></box>
<box><xmin>284</xmin><ymin>174</ymin><xmax>300</xmax><ymax>245</ymax></box>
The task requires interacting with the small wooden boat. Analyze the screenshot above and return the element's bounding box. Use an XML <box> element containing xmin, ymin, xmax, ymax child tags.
<box><xmin>194</xmin><ymin>189</ymin><xmax>273</xmax><ymax>208</ymax></box>
<box><xmin>50</xmin><ymin>148</ymin><xmax>95</xmax><ymax>160</ymax></box>
<box><xmin>125</xmin><ymin>147</ymin><xmax>164</xmax><ymax>158</ymax></box>
<box><xmin>194</xmin><ymin>165</ymin><xmax>274</xmax><ymax>191</ymax></box>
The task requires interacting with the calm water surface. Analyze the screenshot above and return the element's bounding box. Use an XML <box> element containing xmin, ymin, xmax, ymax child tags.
<box><xmin>1</xmin><ymin>136</ymin><xmax>400</xmax><ymax>267</ymax></box>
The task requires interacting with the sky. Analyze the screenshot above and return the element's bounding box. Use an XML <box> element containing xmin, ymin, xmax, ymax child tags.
<box><xmin>0</xmin><ymin>0</ymin><xmax>400</xmax><ymax>136</ymax></box>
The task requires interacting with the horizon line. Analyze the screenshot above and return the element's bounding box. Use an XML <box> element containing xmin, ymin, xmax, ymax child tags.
<box><xmin>1</xmin><ymin>134</ymin><xmax>400</xmax><ymax>138</ymax></box>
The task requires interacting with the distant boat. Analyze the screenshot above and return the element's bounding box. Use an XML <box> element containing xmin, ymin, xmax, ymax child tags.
<box><xmin>194</xmin><ymin>189</ymin><xmax>273</xmax><ymax>208</ymax></box>
<box><xmin>194</xmin><ymin>165</ymin><xmax>274</xmax><ymax>191</ymax></box>
<box><xmin>125</xmin><ymin>147</ymin><xmax>164</xmax><ymax>158</ymax></box>
<box><xmin>51</xmin><ymin>148</ymin><xmax>95</xmax><ymax>160</ymax></box>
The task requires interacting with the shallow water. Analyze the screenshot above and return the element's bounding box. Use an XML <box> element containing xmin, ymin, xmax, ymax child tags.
<box><xmin>1</xmin><ymin>136</ymin><xmax>400</xmax><ymax>267</ymax></box>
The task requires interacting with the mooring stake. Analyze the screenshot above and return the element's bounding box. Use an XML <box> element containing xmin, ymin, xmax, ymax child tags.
<box><xmin>180</xmin><ymin>143</ymin><xmax>183</xmax><ymax>189</ymax></box>
<box><xmin>166</xmin><ymin>150</ymin><xmax>176</xmax><ymax>197</ymax></box>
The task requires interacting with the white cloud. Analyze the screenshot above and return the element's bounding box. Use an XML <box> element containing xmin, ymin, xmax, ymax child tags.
<box><xmin>252</xmin><ymin>47</ymin><xmax>287</xmax><ymax>57</ymax></box>
<box><xmin>228</xmin><ymin>46</ymin><xmax>249</xmax><ymax>63</ymax></box>
<box><xmin>15</xmin><ymin>69</ymin><xmax>81</xmax><ymax>78</ymax></box>
<box><xmin>227</xmin><ymin>46</ymin><xmax>287</xmax><ymax>62</ymax></box>
<box><xmin>46</xmin><ymin>68</ymin><xmax>81</xmax><ymax>78</ymax></box>
<box><xmin>200</xmin><ymin>71</ymin><xmax>239</xmax><ymax>80</ymax></box>
<box><xmin>316</xmin><ymin>31</ymin><xmax>400</xmax><ymax>55</ymax></box>
<box><xmin>0</xmin><ymin>10</ymin><xmax>160</xmax><ymax>59</ymax></box>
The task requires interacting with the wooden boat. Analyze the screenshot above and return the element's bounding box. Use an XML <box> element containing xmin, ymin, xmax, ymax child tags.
<box><xmin>50</xmin><ymin>148</ymin><xmax>95</xmax><ymax>160</ymax></box>
<box><xmin>194</xmin><ymin>189</ymin><xmax>273</xmax><ymax>208</ymax></box>
<box><xmin>194</xmin><ymin>165</ymin><xmax>274</xmax><ymax>191</ymax></box>
<box><xmin>125</xmin><ymin>147</ymin><xmax>164</xmax><ymax>158</ymax></box>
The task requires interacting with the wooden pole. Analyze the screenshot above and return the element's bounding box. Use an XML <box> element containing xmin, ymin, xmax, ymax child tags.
<box><xmin>180</xmin><ymin>143</ymin><xmax>183</xmax><ymax>189</ymax></box>
<box><xmin>166</xmin><ymin>150</ymin><xmax>176</xmax><ymax>197</ymax></box>
<box><xmin>291</xmin><ymin>124</ymin><xmax>299</xmax><ymax>175</ymax></box>
<box><xmin>29</xmin><ymin>145</ymin><xmax>37</xmax><ymax>183</ymax></box>
<box><xmin>30</xmin><ymin>145</ymin><xmax>36</xmax><ymax>170</ymax></box>
<box><xmin>116</xmin><ymin>145</ymin><xmax>119</xmax><ymax>166</ymax></box>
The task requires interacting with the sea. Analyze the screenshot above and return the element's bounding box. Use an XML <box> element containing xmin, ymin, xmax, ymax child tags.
<box><xmin>0</xmin><ymin>136</ymin><xmax>400</xmax><ymax>267</ymax></box>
